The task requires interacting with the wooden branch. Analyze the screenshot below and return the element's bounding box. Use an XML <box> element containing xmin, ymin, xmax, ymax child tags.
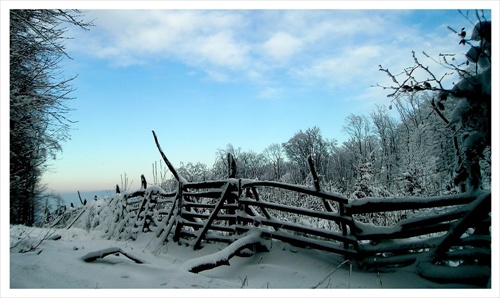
<box><xmin>193</xmin><ymin>183</ymin><xmax>231</xmax><ymax>250</ymax></box>
<box><xmin>250</xmin><ymin>187</ymin><xmax>274</xmax><ymax>223</ymax></box>
<box><xmin>155</xmin><ymin>193</ymin><xmax>179</xmax><ymax>240</ymax></box>
<box><xmin>152</xmin><ymin>130</ymin><xmax>187</xmax><ymax>183</ymax></box>
<box><xmin>235</xmin><ymin>226</ymin><xmax>357</xmax><ymax>258</ymax></box>
<box><xmin>66</xmin><ymin>208</ymin><xmax>86</xmax><ymax>229</ymax></box>
<box><xmin>227</xmin><ymin>153</ymin><xmax>237</xmax><ymax>178</ymax></box>
<box><xmin>306</xmin><ymin>155</ymin><xmax>336</xmax><ymax>213</ymax></box>
<box><xmin>307</xmin><ymin>155</ymin><xmax>320</xmax><ymax>191</ymax></box>
<box><xmin>82</xmin><ymin>247</ymin><xmax>144</xmax><ymax>264</ymax></box>
<box><xmin>182</xmin><ymin>231</ymin><xmax>264</xmax><ymax>273</ymax></box>
<box><xmin>77</xmin><ymin>190</ymin><xmax>84</xmax><ymax>205</ymax></box>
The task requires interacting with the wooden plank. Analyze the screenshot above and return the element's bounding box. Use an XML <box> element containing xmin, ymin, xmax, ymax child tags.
<box><xmin>358</xmin><ymin>237</ymin><xmax>441</xmax><ymax>255</ymax></box>
<box><xmin>241</xmin><ymin>180</ymin><xmax>349</xmax><ymax>204</ymax></box>
<box><xmin>183</xmin><ymin>190</ymin><xmax>223</xmax><ymax>198</ymax></box>
<box><xmin>398</xmin><ymin>208</ymin><xmax>468</xmax><ymax>230</ymax></box>
<box><xmin>354</xmin><ymin>222</ymin><xmax>452</xmax><ymax>241</ymax></box>
<box><xmin>182</xmin><ymin>202</ymin><xmax>239</xmax><ymax>210</ymax></box>
<box><xmin>237</xmin><ymin>214</ymin><xmax>357</xmax><ymax>245</ymax></box>
<box><xmin>181</xmin><ymin>211</ymin><xmax>237</xmax><ymax>221</ymax></box>
<box><xmin>345</xmin><ymin>191</ymin><xmax>481</xmax><ymax>214</ymax></box>
<box><xmin>239</xmin><ymin>198</ymin><xmax>353</xmax><ymax>226</ymax></box>
<box><xmin>65</xmin><ymin>208</ymin><xmax>86</xmax><ymax>229</ymax></box>
<box><xmin>182</xmin><ymin>202</ymin><xmax>215</xmax><ymax>209</ymax></box>
<box><xmin>184</xmin><ymin>180</ymin><xmax>227</xmax><ymax>189</ymax></box>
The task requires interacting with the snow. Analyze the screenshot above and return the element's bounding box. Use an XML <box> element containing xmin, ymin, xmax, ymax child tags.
<box><xmin>6</xmin><ymin>224</ymin><xmax>494</xmax><ymax>298</ymax></box>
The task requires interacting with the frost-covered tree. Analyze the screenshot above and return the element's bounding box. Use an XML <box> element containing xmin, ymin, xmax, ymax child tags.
<box><xmin>370</xmin><ymin>105</ymin><xmax>400</xmax><ymax>191</ymax></box>
<box><xmin>10</xmin><ymin>10</ymin><xmax>91</xmax><ymax>225</ymax></box>
<box><xmin>390</xmin><ymin>93</ymin><xmax>457</xmax><ymax>196</ymax></box>
<box><xmin>342</xmin><ymin>114</ymin><xmax>375</xmax><ymax>163</ymax></box>
<box><xmin>263</xmin><ymin>143</ymin><xmax>286</xmax><ymax>181</ymax></box>
<box><xmin>178</xmin><ymin>162</ymin><xmax>211</xmax><ymax>182</ymax></box>
<box><xmin>378</xmin><ymin>10</ymin><xmax>491</xmax><ymax>193</ymax></box>
<box><xmin>282</xmin><ymin>126</ymin><xmax>330</xmax><ymax>182</ymax></box>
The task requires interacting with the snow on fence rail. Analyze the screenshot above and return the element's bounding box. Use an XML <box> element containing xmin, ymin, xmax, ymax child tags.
<box><xmin>48</xmin><ymin>131</ymin><xmax>491</xmax><ymax>285</ymax></box>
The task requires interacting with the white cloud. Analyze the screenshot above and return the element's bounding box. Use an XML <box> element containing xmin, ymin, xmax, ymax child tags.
<box><xmin>261</xmin><ymin>32</ymin><xmax>303</xmax><ymax>63</ymax></box>
<box><xmin>293</xmin><ymin>45</ymin><xmax>383</xmax><ymax>88</ymax></box>
<box><xmin>68</xmin><ymin>9</ymin><xmax>473</xmax><ymax>97</ymax></box>
<box><xmin>190</xmin><ymin>32</ymin><xmax>250</xmax><ymax>69</ymax></box>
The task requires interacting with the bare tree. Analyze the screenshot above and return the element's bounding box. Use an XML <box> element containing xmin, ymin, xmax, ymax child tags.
<box><xmin>342</xmin><ymin>114</ymin><xmax>375</xmax><ymax>163</ymax></box>
<box><xmin>263</xmin><ymin>143</ymin><xmax>285</xmax><ymax>180</ymax></box>
<box><xmin>10</xmin><ymin>10</ymin><xmax>92</xmax><ymax>225</ymax></box>
<box><xmin>370</xmin><ymin>105</ymin><xmax>399</xmax><ymax>190</ymax></box>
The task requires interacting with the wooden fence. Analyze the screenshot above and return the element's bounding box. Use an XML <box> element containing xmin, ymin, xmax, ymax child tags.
<box><xmin>120</xmin><ymin>174</ymin><xmax>490</xmax><ymax>270</ymax></box>
<box><xmin>52</xmin><ymin>132</ymin><xmax>491</xmax><ymax>286</ymax></box>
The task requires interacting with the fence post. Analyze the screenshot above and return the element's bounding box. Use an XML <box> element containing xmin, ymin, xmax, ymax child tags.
<box><xmin>339</xmin><ymin>203</ymin><xmax>349</xmax><ymax>249</ymax></box>
<box><xmin>228</xmin><ymin>153</ymin><xmax>237</xmax><ymax>178</ymax></box>
<box><xmin>172</xmin><ymin>180</ymin><xmax>184</xmax><ymax>243</ymax></box>
<box><xmin>307</xmin><ymin>155</ymin><xmax>321</xmax><ymax>192</ymax></box>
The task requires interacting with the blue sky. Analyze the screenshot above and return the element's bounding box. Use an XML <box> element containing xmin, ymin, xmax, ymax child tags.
<box><xmin>1</xmin><ymin>2</ymin><xmax>497</xmax><ymax>195</ymax></box>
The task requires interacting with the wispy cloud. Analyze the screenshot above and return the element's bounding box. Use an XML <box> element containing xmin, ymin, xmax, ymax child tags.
<box><xmin>68</xmin><ymin>9</ymin><xmax>474</xmax><ymax>100</ymax></box>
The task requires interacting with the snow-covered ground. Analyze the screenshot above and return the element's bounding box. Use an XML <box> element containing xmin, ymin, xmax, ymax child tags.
<box><xmin>5</xmin><ymin>225</ymin><xmax>494</xmax><ymax>297</ymax></box>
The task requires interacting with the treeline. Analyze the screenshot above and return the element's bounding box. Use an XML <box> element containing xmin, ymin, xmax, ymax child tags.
<box><xmin>158</xmin><ymin>12</ymin><xmax>492</xmax><ymax>200</ymax></box>
<box><xmin>156</xmin><ymin>90</ymin><xmax>489</xmax><ymax>200</ymax></box>
<box><xmin>10</xmin><ymin>10</ymin><xmax>91</xmax><ymax>225</ymax></box>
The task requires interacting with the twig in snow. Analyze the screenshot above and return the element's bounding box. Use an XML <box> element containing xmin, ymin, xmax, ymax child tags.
<box><xmin>240</xmin><ymin>276</ymin><xmax>248</xmax><ymax>288</ymax></box>
<box><xmin>11</xmin><ymin>227</ymin><xmax>57</xmax><ymax>253</ymax></box>
<box><xmin>377</xmin><ymin>271</ymin><xmax>383</xmax><ymax>288</ymax></box>
<box><xmin>313</xmin><ymin>259</ymin><xmax>350</xmax><ymax>289</ymax></box>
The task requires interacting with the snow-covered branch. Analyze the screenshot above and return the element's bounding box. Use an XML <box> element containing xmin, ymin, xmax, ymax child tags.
<box><xmin>181</xmin><ymin>231</ymin><xmax>265</xmax><ymax>273</ymax></box>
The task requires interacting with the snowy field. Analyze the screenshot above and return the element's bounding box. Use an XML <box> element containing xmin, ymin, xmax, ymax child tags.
<box><xmin>6</xmin><ymin>224</ymin><xmax>493</xmax><ymax>298</ymax></box>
